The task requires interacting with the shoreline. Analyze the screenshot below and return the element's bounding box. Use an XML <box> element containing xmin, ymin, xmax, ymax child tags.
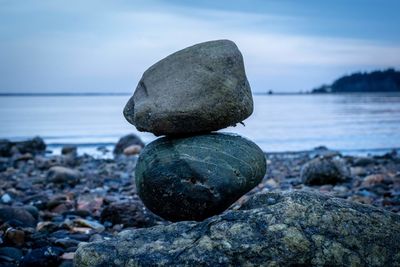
<box><xmin>0</xmin><ymin>137</ymin><xmax>399</xmax><ymax>265</ymax></box>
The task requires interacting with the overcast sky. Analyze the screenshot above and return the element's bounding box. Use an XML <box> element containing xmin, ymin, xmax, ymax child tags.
<box><xmin>1</xmin><ymin>0</ymin><xmax>399</xmax><ymax>93</ymax></box>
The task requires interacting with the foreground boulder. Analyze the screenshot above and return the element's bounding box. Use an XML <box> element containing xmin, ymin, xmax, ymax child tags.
<box><xmin>135</xmin><ymin>133</ymin><xmax>266</xmax><ymax>221</ymax></box>
<box><xmin>123</xmin><ymin>39</ymin><xmax>253</xmax><ymax>136</ymax></box>
<box><xmin>75</xmin><ymin>191</ymin><xmax>400</xmax><ymax>266</ymax></box>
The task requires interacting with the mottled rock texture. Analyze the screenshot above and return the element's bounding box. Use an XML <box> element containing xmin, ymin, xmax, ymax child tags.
<box><xmin>135</xmin><ymin>133</ymin><xmax>266</xmax><ymax>221</ymax></box>
<box><xmin>75</xmin><ymin>191</ymin><xmax>400</xmax><ymax>267</ymax></box>
<box><xmin>123</xmin><ymin>39</ymin><xmax>253</xmax><ymax>136</ymax></box>
<box><xmin>301</xmin><ymin>156</ymin><xmax>350</xmax><ymax>185</ymax></box>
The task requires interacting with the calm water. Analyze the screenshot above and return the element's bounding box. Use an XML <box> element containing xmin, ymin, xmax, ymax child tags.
<box><xmin>1</xmin><ymin>93</ymin><xmax>400</xmax><ymax>155</ymax></box>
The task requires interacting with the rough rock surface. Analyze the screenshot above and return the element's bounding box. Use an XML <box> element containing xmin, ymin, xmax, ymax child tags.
<box><xmin>135</xmin><ymin>133</ymin><xmax>266</xmax><ymax>221</ymax></box>
<box><xmin>75</xmin><ymin>191</ymin><xmax>400</xmax><ymax>267</ymax></box>
<box><xmin>123</xmin><ymin>39</ymin><xmax>253</xmax><ymax>136</ymax></box>
<box><xmin>301</xmin><ymin>156</ymin><xmax>350</xmax><ymax>185</ymax></box>
<box><xmin>113</xmin><ymin>134</ymin><xmax>144</xmax><ymax>155</ymax></box>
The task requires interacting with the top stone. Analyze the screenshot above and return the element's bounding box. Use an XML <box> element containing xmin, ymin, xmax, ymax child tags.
<box><xmin>123</xmin><ymin>39</ymin><xmax>253</xmax><ymax>136</ymax></box>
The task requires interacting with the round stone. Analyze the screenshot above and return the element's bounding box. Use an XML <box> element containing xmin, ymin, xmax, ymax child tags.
<box><xmin>124</xmin><ymin>39</ymin><xmax>253</xmax><ymax>136</ymax></box>
<box><xmin>135</xmin><ymin>133</ymin><xmax>266</xmax><ymax>221</ymax></box>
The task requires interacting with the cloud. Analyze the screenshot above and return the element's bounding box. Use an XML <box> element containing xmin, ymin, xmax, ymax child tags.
<box><xmin>0</xmin><ymin>0</ymin><xmax>399</xmax><ymax>93</ymax></box>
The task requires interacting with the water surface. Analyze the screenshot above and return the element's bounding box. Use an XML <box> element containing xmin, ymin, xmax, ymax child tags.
<box><xmin>0</xmin><ymin>93</ymin><xmax>399</xmax><ymax>155</ymax></box>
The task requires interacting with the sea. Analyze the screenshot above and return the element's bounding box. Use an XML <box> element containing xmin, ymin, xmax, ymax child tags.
<box><xmin>1</xmin><ymin>93</ymin><xmax>400</xmax><ymax>157</ymax></box>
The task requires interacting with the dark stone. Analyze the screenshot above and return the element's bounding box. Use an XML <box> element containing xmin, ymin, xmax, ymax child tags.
<box><xmin>61</xmin><ymin>146</ymin><xmax>77</xmax><ymax>156</ymax></box>
<box><xmin>124</xmin><ymin>40</ymin><xmax>253</xmax><ymax>136</ymax></box>
<box><xmin>135</xmin><ymin>133</ymin><xmax>266</xmax><ymax>221</ymax></box>
<box><xmin>0</xmin><ymin>207</ymin><xmax>37</xmax><ymax>228</ymax></box>
<box><xmin>301</xmin><ymin>156</ymin><xmax>350</xmax><ymax>185</ymax></box>
<box><xmin>47</xmin><ymin>166</ymin><xmax>81</xmax><ymax>185</ymax></box>
<box><xmin>0</xmin><ymin>139</ymin><xmax>13</xmax><ymax>157</ymax></box>
<box><xmin>19</xmin><ymin>246</ymin><xmax>63</xmax><ymax>267</ymax></box>
<box><xmin>14</xmin><ymin>136</ymin><xmax>46</xmax><ymax>154</ymax></box>
<box><xmin>74</xmin><ymin>191</ymin><xmax>400</xmax><ymax>267</ymax></box>
<box><xmin>113</xmin><ymin>134</ymin><xmax>144</xmax><ymax>155</ymax></box>
<box><xmin>100</xmin><ymin>201</ymin><xmax>161</xmax><ymax>228</ymax></box>
<box><xmin>0</xmin><ymin>247</ymin><xmax>23</xmax><ymax>262</ymax></box>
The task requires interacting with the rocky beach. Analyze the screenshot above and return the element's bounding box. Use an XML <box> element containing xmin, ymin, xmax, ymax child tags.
<box><xmin>0</xmin><ymin>136</ymin><xmax>399</xmax><ymax>266</ymax></box>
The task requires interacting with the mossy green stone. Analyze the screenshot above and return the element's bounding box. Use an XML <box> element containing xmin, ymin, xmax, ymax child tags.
<box><xmin>135</xmin><ymin>133</ymin><xmax>266</xmax><ymax>221</ymax></box>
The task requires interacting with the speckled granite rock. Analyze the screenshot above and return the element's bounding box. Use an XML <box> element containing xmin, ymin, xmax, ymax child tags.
<box><xmin>135</xmin><ymin>133</ymin><xmax>266</xmax><ymax>221</ymax></box>
<box><xmin>74</xmin><ymin>191</ymin><xmax>400</xmax><ymax>266</ymax></box>
<box><xmin>123</xmin><ymin>39</ymin><xmax>253</xmax><ymax>136</ymax></box>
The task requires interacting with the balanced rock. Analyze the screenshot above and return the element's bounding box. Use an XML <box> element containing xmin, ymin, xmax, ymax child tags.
<box><xmin>135</xmin><ymin>133</ymin><xmax>266</xmax><ymax>221</ymax></box>
<box><xmin>75</xmin><ymin>191</ymin><xmax>400</xmax><ymax>266</ymax></box>
<box><xmin>301</xmin><ymin>156</ymin><xmax>350</xmax><ymax>185</ymax></box>
<box><xmin>124</xmin><ymin>39</ymin><xmax>253</xmax><ymax>136</ymax></box>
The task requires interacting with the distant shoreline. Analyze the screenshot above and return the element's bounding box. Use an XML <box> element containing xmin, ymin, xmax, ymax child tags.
<box><xmin>1</xmin><ymin>91</ymin><xmax>400</xmax><ymax>97</ymax></box>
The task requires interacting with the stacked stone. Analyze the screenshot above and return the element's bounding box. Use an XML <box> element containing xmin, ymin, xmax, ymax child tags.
<box><xmin>123</xmin><ymin>40</ymin><xmax>266</xmax><ymax>222</ymax></box>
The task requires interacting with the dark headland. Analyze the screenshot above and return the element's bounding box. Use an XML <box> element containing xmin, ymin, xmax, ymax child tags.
<box><xmin>312</xmin><ymin>68</ymin><xmax>400</xmax><ymax>93</ymax></box>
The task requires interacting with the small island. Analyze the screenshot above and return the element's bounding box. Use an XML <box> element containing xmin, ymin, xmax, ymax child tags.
<box><xmin>312</xmin><ymin>68</ymin><xmax>400</xmax><ymax>93</ymax></box>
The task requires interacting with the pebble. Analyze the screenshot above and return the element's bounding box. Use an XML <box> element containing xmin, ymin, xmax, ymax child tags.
<box><xmin>1</xmin><ymin>193</ymin><xmax>12</xmax><ymax>203</ymax></box>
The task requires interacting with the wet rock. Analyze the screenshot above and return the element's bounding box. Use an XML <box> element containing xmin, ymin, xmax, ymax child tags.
<box><xmin>20</xmin><ymin>246</ymin><xmax>63</xmax><ymax>267</ymax></box>
<box><xmin>14</xmin><ymin>136</ymin><xmax>46</xmax><ymax>154</ymax></box>
<box><xmin>135</xmin><ymin>133</ymin><xmax>266</xmax><ymax>221</ymax></box>
<box><xmin>61</xmin><ymin>146</ymin><xmax>77</xmax><ymax>156</ymax></box>
<box><xmin>123</xmin><ymin>145</ymin><xmax>142</xmax><ymax>156</ymax></box>
<box><xmin>113</xmin><ymin>134</ymin><xmax>144</xmax><ymax>155</ymax></box>
<box><xmin>301</xmin><ymin>156</ymin><xmax>350</xmax><ymax>185</ymax></box>
<box><xmin>100</xmin><ymin>201</ymin><xmax>160</xmax><ymax>228</ymax></box>
<box><xmin>75</xmin><ymin>191</ymin><xmax>400</xmax><ymax>266</ymax></box>
<box><xmin>1</xmin><ymin>193</ymin><xmax>12</xmax><ymax>204</ymax></box>
<box><xmin>124</xmin><ymin>40</ymin><xmax>253</xmax><ymax>136</ymax></box>
<box><xmin>0</xmin><ymin>247</ymin><xmax>23</xmax><ymax>262</ymax></box>
<box><xmin>0</xmin><ymin>207</ymin><xmax>37</xmax><ymax>227</ymax></box>
<box><xmin>0</xmin><ymin>139</ymin><xmax>13</xmax><ymax>157</ymax></box>
<box><xmin>47</xmin><ymin>166</ymin><xmax>81</xmax><ymax>185</ymax></box>
<box><xmin>4</xmin><ymin>228</ymin><xmax>25</xmax><ymax>246</ymax></box>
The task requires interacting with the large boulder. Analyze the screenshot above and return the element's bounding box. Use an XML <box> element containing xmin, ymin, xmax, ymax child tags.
<box><xmin>123</xmin><ymin>39</ymin><xmax>253</xmax><ymax>136</ymax></box>
<box><xmin>301</xmin><ymin>156</ymin><xmax>350</xmax><ymax>185</ymax></box>
<box><xmin>135</xmin><ymin>133</ymin><xmax>266</xmax><ymax>221</ymax></box>
<box><xmin>113</xmin><ymin>134</ymin><xmax>144</xmax><ymax>155</ymax></box>
<box><xmin>75</xmin><ymin>191</ymin><xmax>400</xmax><ymax>266</ymax></box>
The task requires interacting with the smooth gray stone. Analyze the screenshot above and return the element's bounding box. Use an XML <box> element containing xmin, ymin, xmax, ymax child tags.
<box><xmin>74</xmin><ymin>191</ymin><xmax>400</xmax><ymax>266</ymax></box>
<box><xmin>124</xmin><ymin>39</ymin><xmax>253</xmax><ymax>136</ymax></box>
<box><xmin>135</xmin><ymin>133</ymin><xmax>266</xmax><ymax>221</ymax></box>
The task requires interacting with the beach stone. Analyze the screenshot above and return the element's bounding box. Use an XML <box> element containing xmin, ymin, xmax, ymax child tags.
<box><xmin>20</xmin><ymin>246</ymin><xmax>63</xmax><ymax>267</ymax></box>
<box><xmin>123</xmin><ymin>39</ymin><xmax>253</xmax><ymax>136</ymax></box>
<box><xmin>301</xmin><ymin>156</ymin><xmax>350</xmax><ymax>185</ymax></box>
<box><xmin>0</xmin><ymin>207</ymin><xmax>37</xmax><ymax>227</ymax></box>
<box><xmin>123</xmin><ymin>145</ymin><xmax>142</xmax><ymax>156</ymax></box>
<box><xmin>113</xmin><ymin>134</ymin><xmax>144</xmax><ymax>155</ymax></box>
<box><xmin>47</xmin><ymin>166</ymin><xmax>81</xmax><ymax>185</ymax></box>
<box><xmin>61</xmin><ymin>145</ymin><xmax>77</xmax><ymax>156</ymax></box>
<box><xmin>0</xmin><ymin>247</ymin><xmax>23</xmax><ymax>262</ymax></box>
<box><xmin>74</xmin><ymin>191</ymin><xmax>400</xmax><ymax>266</ymax></box>
<box><xmin>100</xmin><ymin>201</ymin><xmax>161</xmax><ymax>228</ymax></box>
<box><xmin>135</xmin><ymin>133</ymin><xmax>266</xmax><ymax>221</ymax></box>
<box><xmin>0</xmin><ymin>139</ymin><xmax>13</xmax><ymax>157</ymax></box>
<box><xmin>14</xmin><ymin>136</ymin><xmax>46</xmax><ymax>154</ymax></box>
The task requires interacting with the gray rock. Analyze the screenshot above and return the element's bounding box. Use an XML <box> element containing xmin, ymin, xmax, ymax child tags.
<box><xmin>14</xmin><ymin>136</ymin><xmax>46</xmax><ymax>154</ymax></box>
<box><xmin>301</xmin><ymin>156</ymin><xmax>350</xmax><ymax>185</ymax></box>
<box><xmin>47</xmin><ymin>166</ymin><xmax>81</xmax><ymax>185</ymax></box>
<box><xmin>123</xmin><ymin>39</ymin><xmax>253</xmax><ymax>136</ymax></box>
<box><xmin>113</xmin><ymin>134</ymin><xmax>144</xmax><ymax>155</ymax></box>
<box><xmin>135</xmin><ymin>133</ymin><xmax>266</xmax><ymax>221</ymax></box>
<box><xmin>0</xmin><ymin>139</ymin><xmax>13</xmax><ymax>157</ymax></box>
<box><xmin>0</xmin><ymin>207</ymin><xmax>37</xmax><ymax>228</ymax></box>
<box><xmin>61</xmin><ymin>145</ymin><xmax>77</xmax><ymax>156</ymax></box>
<box><xmin>74</xmin><ymin>191</ymin><xmax>400</xmax><ymax>266</ymax></box>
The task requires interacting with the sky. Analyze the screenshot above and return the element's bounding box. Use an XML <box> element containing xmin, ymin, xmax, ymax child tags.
<box><xmin>0</xmin><ymin>0</ymin><xmax>400</xmax><ymax>93</ymax></box>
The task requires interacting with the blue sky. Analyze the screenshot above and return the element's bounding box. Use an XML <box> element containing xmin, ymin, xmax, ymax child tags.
<box><xmin>0</xmin><ymin>0</ymin><xmax>399</xmax><ymax>93</ymax></box>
